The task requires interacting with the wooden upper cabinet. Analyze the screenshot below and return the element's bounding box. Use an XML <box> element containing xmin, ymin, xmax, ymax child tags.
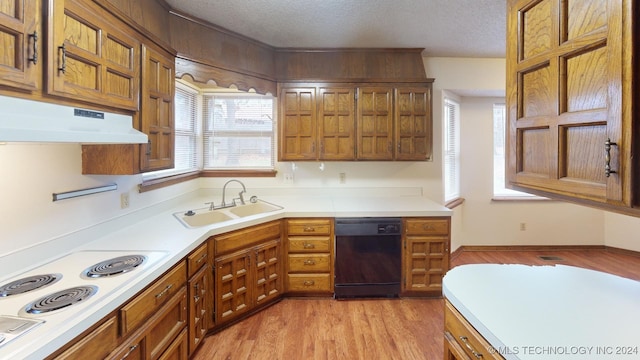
<box><xmin>395</xmin><ymin>87</ymin><xmax>432</xmax><ymax>161</ymax></box>
<box><xmin>279</xmin><ymin>86</ymin><xmax>317</xmax><ymax>161</ymax></box>
<box><xmin>318</xmin><ymin>87</ymin><xmax>355</xmax><ymax>160</ymax></box>
<box><xmin>47</xmin><ymin>0</ymin><xmax>140</xmax><ymax>110</ymax></box>
<box><xmin>141</xmin><ymin>44</ymin><xmax>175</xmax><ymax>171</ymax></box>
<box><xmin>506</xmin><ymin>0</ymin><xmax>631</xmax><ymax>207</ymax></box>
<box><xmin>279</xmin><ymin>83</ymin><xmax>433</xmax><ymax>162</ymax></box>
<box><xmin>357</xmin><ymin>87</ymin><xmax>394</xmax><ymax>160</ymax></box>
<box><xmin>0</xmin><ymin>0</ymin><xmax>40</xmax><ymax>91</ymax></box>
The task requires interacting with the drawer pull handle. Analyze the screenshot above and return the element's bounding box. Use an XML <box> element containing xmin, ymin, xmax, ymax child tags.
<box><xmin>155</xmin><ymin>284</ymin><xmax>173</xmax><ymax>299</ymax></box>
<box><xmin>459</xmin><ymin>336</ymin><xmax>483</xmax><ymax>359</ymax></box>
<box><xmin>196</xmin><ymin>253</ymin><xmax>207</xmax><ymax>264</ymax></box>
<box><xmin>303</xmin><ymin>226</ymin><xmax>316</xmax><ymax>232</ymax></box>
<box><xmin>121</xmin><ymin>344</ymin><xmax>138</xmax><ymax>359</ymax></box>
<box><xmin>303</xmin><ymin>280</ymin><xmax>315</xmax><ymax>286</ymax></box>
<box><xmin>303</xmin><ymin>259</ymin><xmax>316</xmax><ymax>265</ymax></box>
<box><xmin>303</xmin><ymin>243</ymin><xmax>315</xmax><ymax>249</ymax></box>
<box><xmin>423</xmin><ymin>224</ymin><xmax>434</xmax><ymax>230</ymax></box>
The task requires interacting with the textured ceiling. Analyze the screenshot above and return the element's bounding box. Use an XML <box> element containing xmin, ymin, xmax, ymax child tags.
<box><xmin>164</xmin><ymin>0</ymin><xmax>506</xmax><ymax>58</ymax></box>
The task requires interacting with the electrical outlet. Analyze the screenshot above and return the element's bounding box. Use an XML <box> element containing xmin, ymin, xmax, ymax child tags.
<box><xmin>339</xmin><ymin>172</ymin><xmax>346</xmax><ymax>184</ymax></box>
<box><xmin>519</xmin><ymin>222</ymin><xmax>526</xmax><ymax>231</ymax></box>
<box><xmin>284</xmin><ymin>172</ymin><xmax>294</xmax><ymax>183</ymax></box>
<box><xmin>120</xmin><ymin>192</ymin><xmax>130</xmax><ymax>209</ymax></box>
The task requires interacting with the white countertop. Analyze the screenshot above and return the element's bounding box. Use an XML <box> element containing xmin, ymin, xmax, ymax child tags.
<box><xmin>0</xmin><ymin>191</ymin><xmax>450</xmax><ymax>359</ymax></box>
<box><xmin>443</xmin><ymin>264</ymin><xmax>640</xmax><ymax>360</ymax></box>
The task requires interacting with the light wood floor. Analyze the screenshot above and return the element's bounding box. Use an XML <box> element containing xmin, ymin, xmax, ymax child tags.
<box><xmin>193</xmin><ymin>249</ymin><xmax>640</xmax><ymax>360</ymax></box>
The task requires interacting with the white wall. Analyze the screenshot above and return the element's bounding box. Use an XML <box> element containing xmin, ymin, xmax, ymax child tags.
<box><xmin>3</xmin><ymin>57</ymin><xmax>639</xmax><ymax>260</ymax></box>
<box><xmin>0</xmin><ymin>143</ymin><xmax>199</xmax><ymax>257</ymax></box>
<box><xmin>424</xmin><ymin>57</ymin><xmax>606</xmax><ymax>251</ymax></box>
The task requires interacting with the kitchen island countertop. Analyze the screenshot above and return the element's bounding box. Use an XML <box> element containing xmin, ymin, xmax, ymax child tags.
<box><xmin>443</xmin><ymin>263</ymin><xmax>640</xmax><ymax>360</ymax></box>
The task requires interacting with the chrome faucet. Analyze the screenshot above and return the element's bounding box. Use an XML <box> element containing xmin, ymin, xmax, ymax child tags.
<box><xmin>221</xmin><ymin>179</ymin><xmax>247</xmax><ymax>208</ymax></box>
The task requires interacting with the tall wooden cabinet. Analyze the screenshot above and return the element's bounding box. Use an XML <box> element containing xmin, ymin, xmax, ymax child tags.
<box><xmin>0</xmin><ymin>0</ymin><xmax>40</xmax><ymax>91</ymax></box>
<box><xmin>506</xmin><ymin>0</ymin><xmax>636</xmax><ymax>211</ymax></box>
<box><xmin>140</xmin><ymin>44</ymin><xmax>175</xmax><ymax>171</ymax></box>
<box><xmin>279</xmin><ymin>82</ymin><xmax>433</xmax><ymax>162</ymax></box>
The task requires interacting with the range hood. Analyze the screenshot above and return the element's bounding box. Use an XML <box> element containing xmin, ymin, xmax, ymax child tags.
<box><xmin>0</xmin><ymin>95</ymin><xmax>148</xmax><ymax>144</ymax></box>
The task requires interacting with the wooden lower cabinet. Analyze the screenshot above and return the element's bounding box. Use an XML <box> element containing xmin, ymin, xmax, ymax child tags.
<box><xmin>211</xmin><ymin>220</ymin><xmax>283</xmax><ymax>326</ymax></box>
<box><xmin>187</xmin><ymin>247</ymin><xmax>209</xmax><ymax>356</ymax></box>
<box><xmin>402</xmin><ymin>217</ymin><xmax>450</xmax><ymax>297</ymax></box>
<box><xmin>51</xmin><ymin>315</ymin><xmax>119</xmax><ymax>359</ymax></box>
<box><xmin>285</xmin><ymin>218</ymin><xmax>334</xmax><ymax>295</ymax></box>
<box><xmin>444</xmin><ymin>300</ymin><xmax>504</xmax><ymax>360</ymax></box>
<box><xmin>111</xmin><ymin>285</ymin><xmax>188</xmax><ymax>360</ymax></box>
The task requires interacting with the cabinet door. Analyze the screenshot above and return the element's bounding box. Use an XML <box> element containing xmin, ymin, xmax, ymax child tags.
<box><xmin>47</xmin><ymin>0</ymin><xmax>140</xmax><ymax>110</ymax></box>
<box><xmin>403</xmin><ymin>236</ymin><xmax>449</xmax><ymax>295</ymax></box>
<box><xmin>188</xmin><ymin>265</ymin><xmax>208</xmax><ymax>356</ymax></box>
<box><xmin>214</xmin><ymin>250</ymin><xmax>252</xmax><ymax>325</ymax></box>
<box><xmin>318</xmin><ymin>87</ymin><xmax>355</xmax><ymax>160</ymax></box>
<box><xmin>141</xmin><ymin>44</ymin><xmax>175</xmax><ymax>172</ymax></box>
<box><xmin>395</xmin><ymin>87</ymin><xmax>432</xmax><ymax>161</ymax></box>
<box><xmin>357</xmin><ymin>87</ymin><xmax>394</xmax><ymax>160</ymax></box>
<box><xmin>506</xmin><ymin>0</ymin><xmax>628</xmax><ymax>206</ymax></box>
<box><xmin>253</xmin><ymin>239</ymin><xmax>282</xmax><ymax>306</ymax></box>
<box><xmin>0</xmin><ymin>0</ymin><xmax>40</xmax><ymax>90</ymax></box>
<box><xmin>279</xmin><ymin>87</ymin><xmax>317</xmax><ymax>160</ymax></box>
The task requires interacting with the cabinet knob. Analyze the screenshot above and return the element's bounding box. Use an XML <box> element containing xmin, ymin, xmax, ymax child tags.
<box><xmin>303</xmin><ymin>259</ymin><xmax>316</xmax><ymax>265</ymax></box>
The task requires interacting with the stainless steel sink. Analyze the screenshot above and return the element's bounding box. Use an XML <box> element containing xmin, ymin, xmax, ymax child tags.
<box><xmin>174</xmin><ymin>200</ymin><xmax>282</xmax><ymax>228</ymax></box>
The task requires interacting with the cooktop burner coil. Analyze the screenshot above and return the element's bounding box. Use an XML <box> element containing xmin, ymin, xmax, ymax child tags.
<box><xmin>0</xmin><ymin>274</ymin><xmax>62</xmax><ymax>297</ymax></box>
<box><xmin>22</xmin><ymin>285</ymin><xmax>98</xmax><ymax>315</ymax></box>
<box><xmin>83</xmin><ymin>254</ymin><xmax>147</xmax><ymax>278</ymax></box>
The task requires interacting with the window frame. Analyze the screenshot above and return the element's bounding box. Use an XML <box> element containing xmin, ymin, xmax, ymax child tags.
<box><xmin>443</xmin><ymin>96</ymin><xmax>461</xmax><ymax>203</ymax></box>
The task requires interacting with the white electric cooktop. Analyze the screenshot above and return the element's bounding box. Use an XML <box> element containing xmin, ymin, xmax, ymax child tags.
<box><xmin>0</xmin><ymin>250</ymin><xmax>167</xmax><ymax>359</ymax></box>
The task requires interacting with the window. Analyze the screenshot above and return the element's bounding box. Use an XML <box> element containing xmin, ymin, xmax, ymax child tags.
<box><xmin>203</xmin><ymin>94</ymin><xmax>275</xmax><ymax>170</ymax></box>
<box><xmin>493</xmin><ymin>103</ymin><xmax>535</xmax><ymax>198</ymax></box>
<box><xmin>143</xmin><ymin>81</ymin><xmax>275</xmax><ymax>183</ymax></box>
<box><xmin>443</xmin><ymin>98</ymin><xmax>460</xmax><ymax>202</ymax></box>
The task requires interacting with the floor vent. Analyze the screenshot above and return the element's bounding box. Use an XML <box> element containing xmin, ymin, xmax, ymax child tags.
<box><xmin>538</xmin><ymin>255</ymin><xmax>564</xmax><ymax>261</ymax></box>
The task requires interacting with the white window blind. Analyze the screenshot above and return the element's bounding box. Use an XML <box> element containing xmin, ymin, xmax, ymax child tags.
<box><xmin>444</xmin><ymin>98</ymin><xmax>460</xmax><ymax>201</ymax></box>
<box><xmin>202</xmin><ymin>94</ymin><xmax>275</xmax><ymax>170</ymax></box>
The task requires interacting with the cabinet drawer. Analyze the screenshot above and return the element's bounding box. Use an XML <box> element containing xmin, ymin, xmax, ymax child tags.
<box><xmin>215</xmin><ymin>220</ymin><xmax>281</xmax><ymax>255</ymax></box>
<box><xmin>288</xmin><ymin>254</ymin><xmax>330</xmax><ymax>272</ymax></box>
<box><xmin>53</xmin><ymin>315</ymin><xmax>118</xmax><ymax>360</ymax></box>
<box><xmin>287</xmin><ymin>274</ymin><xmax>331</xmax><ymax>292</ymax></box>
<box><xmin>445</xmin><ymin>301</ymin><xmax>504</xmax><ymax>360</ymax></box>
<box><xmin>120</xmin><ymin>261</ymin><xmax>187</xmax><ymax>334</ymax></box>
<box><xmin>187</xmin><ymin>243</ymin><xmax>208</xmax><ymax>278</ymax></box>
<box><xmin>288</xmin><ymin>236</ymin><xmax>331</xmax><ymax>252</ymax></box>
<box><xmin>287</xmin><ymin>219</ymin><xmax>332</xmax><ymax>235</ymax></box>
<box><xmin>404</xmin><ymin>218</ymin><xmax>450</xmax><ymax>236</ymax></box>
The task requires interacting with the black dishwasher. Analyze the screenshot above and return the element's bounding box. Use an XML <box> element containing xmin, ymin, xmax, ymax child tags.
<box><xmin>334</xmin><ymin>217</ymin><xmax>402</xmax><ymax>299</ymax></box>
